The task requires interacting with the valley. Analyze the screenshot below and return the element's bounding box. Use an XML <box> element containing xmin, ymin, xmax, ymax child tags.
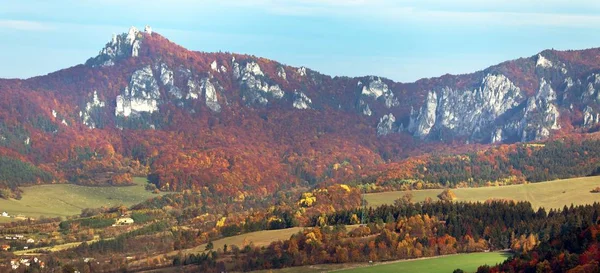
<box><xmin>1</xmin><ymin>23</ymin><xmax>600</xmax><ymax>272</ymax></box>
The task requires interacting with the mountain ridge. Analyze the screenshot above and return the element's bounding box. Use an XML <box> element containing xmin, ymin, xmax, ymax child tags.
<box><xmin>1</xmin><ymin>26</ymin><xmax>600</xmax><ymax>197</ymax></box>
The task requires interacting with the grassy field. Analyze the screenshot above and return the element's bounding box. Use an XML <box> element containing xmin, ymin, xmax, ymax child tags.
<box><xmin>252</xmin><ymin>264</ymin><xmax>358</xmax><ymax>273</ymax></box>
<box><xmin>251</xmin><ymin>252</ymin><xmax>511</xmax><ymax>273</ymax></box>
<box><xmin>338</xmin><ymin>252</ymin><xmax>511</xmax><ymax>273</ymax></box>
<box><xmin>0</xmin><ymin>177</ymin><xmax>161</xmax><ymax>219</ymax></box>
<box><xmin>14</xmin><ymin>238</ymin><xmax>101</xmax><ymax>256</ymax></box>
<box><xmin>366</xmin><ymin>176</ymin><xmax>600</xmax><ymax>209</ymax></box>
<box><xmin>186</xmin><ymin>225</ymin><xmax>359</xmax><ymax>255</ymax></box>
<box><xmin>187</xmin><ymin>227</ymin><xmax>306</xmax><ymax>254</ymax></box>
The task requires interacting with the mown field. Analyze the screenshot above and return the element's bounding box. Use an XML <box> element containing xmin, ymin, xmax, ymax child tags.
<box><xmin>366</xmin><ymin>176</ymin><xmax>600</xmax><ymax>209</ymax></box>
<box><xmin>0</xmin><ymin>177</ymin><xmax>161</xmax><ymax>219</ymax></box>
<box><xmin>338</xmin><ymin>252</ymin><xmax>511</xmax><ymax>273</ymax></box>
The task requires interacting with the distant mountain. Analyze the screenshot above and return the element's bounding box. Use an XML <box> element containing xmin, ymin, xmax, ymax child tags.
<box><xmin>2</xmin><ymin>26</ymin><xmax>600</xmax><ymax>197</ymax></box>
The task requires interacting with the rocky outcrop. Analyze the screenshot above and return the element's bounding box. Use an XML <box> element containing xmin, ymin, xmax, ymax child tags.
<box><xmin>115</xmin><ymin>65</ymin><xmax>160</xmax><ymax>118</ymax></box>
<box><xmin>406</xmin><ymin>74</ymin><xmax>566</xmax><ymax>143</ymax></box>
<box><xmin>377</xmin><ymin>114</ymin><xmax>397</xmax><ymax>136</ymax></box>
<box><xmin>536</xmin><ymin>54</ymin><xmax>553</xmax><ymax>68</ymax></box>
<box><xmin>277</xmin><ymin>67</ymin><xmax>287</xmax><ymax>80</ymax></box>
<box><xmin>357</xmin><ymin>77</ymin><xmax>399</xmax><ymax>117</ymax></box>
<box><xmin>158</xmin><ymin>63</ymin><xmax>182</xmax><ymax>99</ymax></box>
<box><xmin>360</xmin><ymin>77</ymin><xmax>398</xmax><ymax>108</ymax></box>
<box><xmin>186</xmin><ymin>77</ymin><xmax>222</xmax><ymax>112</ymax></box>
<box><xmin>233</xmin><ymin>60</ymin><xmax>285</xmax><ymax>106</ymax></box>
<box><xmin>408</xmin><ymin>90</ymin><xmax>438</xmax><ymax>138</ymax></box>
<box><xmin>536</xmin><ymin>54</ymin><xmax>568</xmax><ymax>74</ymax></box>
<box><xmin>297</xmin><ymin>67</ymin><xmax>307</xmax><ymax>77</ymax></box>
<box><xmin>86</xmin><ymin>26</ymin><xmax>151</xmax><ymax>67</ymax></box>
<box><xmin>408</xmin><ymin>74</ymin><xmax>524</xmax><ymax>140</ymax></box>
<box><xmin>491</xmin><ymin>128</ymin><xmax>503</xmax><ymax>143</ymax></box>
<box><xmin>583</xmin><ymin>106</ymin><xmax>600</xmax><ymax>127</ymax></box>
<box><xmin>80</xmin><ymin>90</ymin><xmax>106</xmax><ymax>129</ymax></box>
<box><xmin>293</xmin><ymin>91</ymin><xmax>312</xmax><ymax>110</ymax></box>
<box><xmin>493</xmin><ymin>78</ymin><xmax>561</xmax><ymax>142</ymax></box>
<box><xmin>144</xmin><ymin>25</ymin><xmax>152</xmax><ymax>35</ymax></box>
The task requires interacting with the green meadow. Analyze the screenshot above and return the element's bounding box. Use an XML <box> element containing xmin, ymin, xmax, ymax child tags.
<box><xmin>0</xmin><ymin>177</ymin><xmax>160</xmax><ymax>219</ymax></box>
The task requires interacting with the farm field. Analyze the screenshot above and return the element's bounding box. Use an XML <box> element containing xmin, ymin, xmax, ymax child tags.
<box><xmin>187</xmin><ymin>227</ymin><xmax>305</xmax><ymax>255</ymax></box>
<box><xmin>366</xmin><ymin>176</ymin><xmax>600</xmax><ymax>209</ymax></box>
<box><xmin>185</xmin><ymin>225</ymin><xmax>360</xmax><ymax>255</ymax></box>
<box><xmin>14</xmin><ymin>237</ymin><xmax>103</xmax><ymax>256</ymax></box>
<box><xmin>252</xmin><ymin>252</ymin><xmax>511</xmax><ymax>273</ymax></box>
<box><xmin>251</xmin><ymin>264</ymin><xmax>358</xmax><ymax>273</ymax></box>
<box><xmin>338</xmin><ymin>252</ymin><xmax>511</xmax><ymax>273</ymax></box>
<box><xmin>0</xmin><ymin>177</ymin><xmax>161</xmax><ymax>219</ymax></box>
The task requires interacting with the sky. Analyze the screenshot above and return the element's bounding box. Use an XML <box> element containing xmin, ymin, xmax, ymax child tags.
<box><xmin>3</xmin><ymin>0</ymin><xmax>600</xmax><ymax>82</ymax></box>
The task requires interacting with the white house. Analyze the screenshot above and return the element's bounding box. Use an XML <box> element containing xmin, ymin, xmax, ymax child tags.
<box><xmin>1</xmin><ymin>212</ymin><xmax>8</xmax><ymax>217</ymax></box>
<box><xmin>115</xmin><ymin>217</ymin><xmax>134</xmax><ymax>226</ymax></box>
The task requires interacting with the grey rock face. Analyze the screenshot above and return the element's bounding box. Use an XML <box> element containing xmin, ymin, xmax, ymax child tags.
<box><xmin>87</xmin><ymin>26</ymin><xmax>143</xmax><ymax>67</ymax></box>
<box><xmin>358</xmin><ymin>76</ymin><xmax>400</xmax><ymax>116</ymax></box>
<box><xmin>158</xmin><ymin>63</ymin><xmax>182</xmax><ymax>99</ymax></box>
<box><xmin>517</xmin><ymin>78</ymin><xmax>561</xmax><ymax>141</ymax></box>
<box><xmin>408</xmin><ymin>74</ymin><xmax>524</xmax><ymax>141</ymax></box>
<box><xmin>233</xmin><ymin>60</ymin><xmax>285</xmax><ymax>106</ymax></box>
<box><xmin>115</xmin><ymin>65</ymin><xmax>160</xmax><ymax>118</ymax></box>
<box><xmin>277</xmin><ymin>67</ymin><xmax>287</xmax><ymax>80</ymax></box>
<box><xmin>187</xmin><ymin>78</ymin><xmax>222</xmax><ymax>112</ymax></box>
<box><xmin>293</xmin><ymin>91</ymin><xmax>312</xmax><ymax>110</ymax></box>
<box><xmin>583</xmin><ymin>106</ymin><xmax>600</xmax><ymax>127</ymax></box>
<box><xmin>491</xmin><ymin>128</ymin><xmax>503</xmax><ymax>144</ymax></box>
<box><xmin>80</xmin><ymin>90</ymin><xmax>106</xmax><ymax>129</ymax></box>
<box><xmin>377</xmin><ymin>113</ymin><xmax>397</xmax><ymax>136</ymax></box>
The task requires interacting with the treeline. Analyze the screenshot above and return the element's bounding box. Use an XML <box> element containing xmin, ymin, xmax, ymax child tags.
<box><xmin>73</xmin><ymin>221</ymin><xmax>170</xmax><ymax>255</ymax></box>
<box><xmin>187</xmin><ymin>201</ymin><xmax>600</xmax><ymax>272</ymax></box>
<box><xmin>478</xmin><ymin>223</ymin><xmax>600</xmax><ymax>272</ymax></box>
<box><xmin>419</xmin><ymin>139</ymin><xmax>600</xmax><ymax>187</ymax></box>
<box><xmin>0</xmin><ymin>155</ymin><xmax>53</xmax><ymax>190</ymax></box>
<box><xmin>59</xmin><ymin>217</ymin><xmax>114</xmax><ymax>230</ymax></box>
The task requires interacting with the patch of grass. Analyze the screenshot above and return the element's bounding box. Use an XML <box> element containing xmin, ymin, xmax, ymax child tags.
<box><xmin>0</xmin><ymin>177</ymin><xmax>162</xmax><ymax>219</ymax></box>
<box><xmin>366</xmin><ymin>176</ymin><xmax>600</xmax><ymax>210</ymax></box>
<box><xmin>338</xmin><ymin>252</ymin><xmax>511</xmax><ymax>273</ymax></box>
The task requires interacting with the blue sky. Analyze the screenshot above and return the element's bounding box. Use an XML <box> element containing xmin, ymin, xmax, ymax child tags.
<box><xmin>3</xmin><ymin>0</ymin><xmax>600</xmax><ymax>82</ymax></box>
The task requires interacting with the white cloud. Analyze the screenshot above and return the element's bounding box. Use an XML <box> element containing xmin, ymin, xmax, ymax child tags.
<box><xmin>0</xmin><ymin>20</ymin><xmax>55</xmax><ymax>31</ymax></box>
